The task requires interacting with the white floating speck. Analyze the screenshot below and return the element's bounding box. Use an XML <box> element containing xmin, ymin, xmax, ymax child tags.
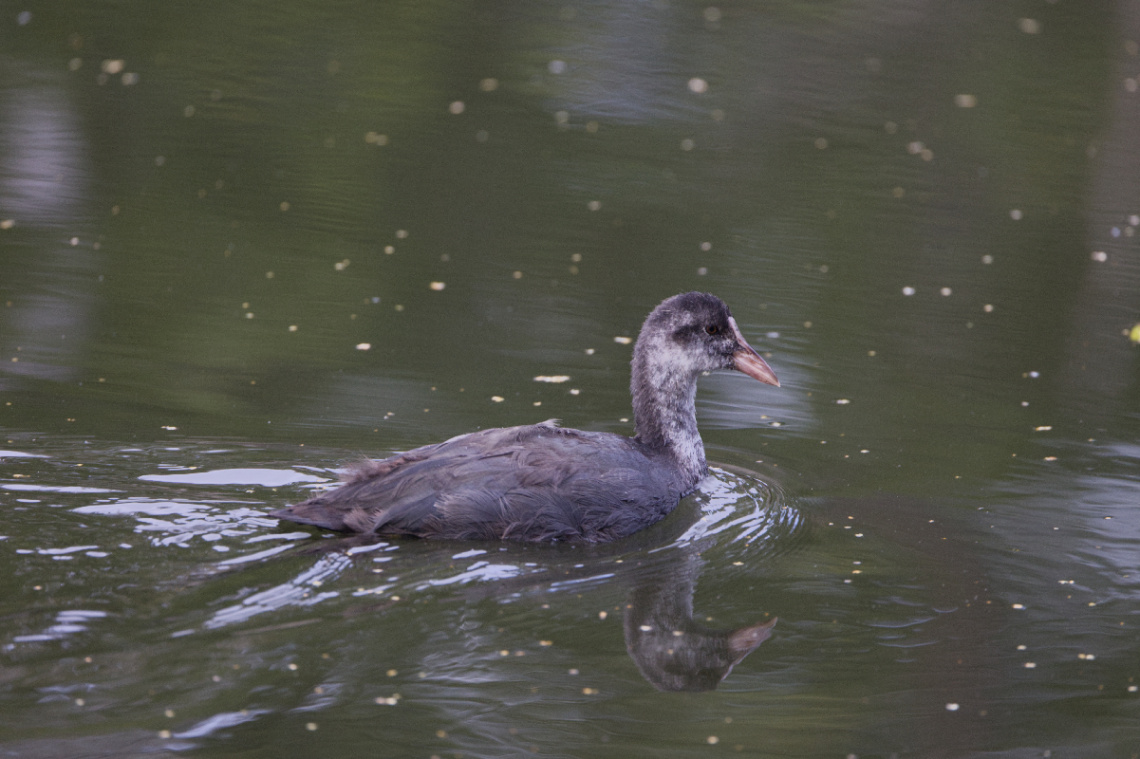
<box><xmin>429</xmin><ymin>281</ymin><xmax>445</xmax><ymax>291</ymax></box>
<box><xmin>836</xmin><ymin>399</ymin><xmax>851</xmax><ymax>405</ymax></box>
<box><xmin>1023</xmin><ymin>662</ymin><xmax>1037</xmax><ymax>669</ymax></box>
<box><xmin>902</xmin><ymin>286</ymin><xmax>915</xmax><ymax>296</ymax></box>
<box><xmin>1034</xmin><ymin>426</ymin><xmax>1052</xmax><ymax>432</ymax></box>
<box><xmin>688</xmin><ymin>77</ymin><xmax>709</xmax><ymax>94</ymax></box>
<box><xmin>491</xmin><ymin>396</ymin><xmax>504</xmax><ymax>403</ymax></box>
<box><xmin>613</xmin><ymin>336</ymin><xmax>632</xmax><ymax>345</ymax></box>
<box><xmin>533</xmin><ymin>375</ymin><xmax>570</xmax><ymax>383</ymax></box>
<box><xmin>940</xmin><ymin>287</ymin><xmax>952</xmax><ymax>296</ymax></box>
<box><xmin>356</xmin><ymin>343</ymin><xmax>371</xmax><ymax>351</ymax></box>
<box><xmin>954</xmin><ymin>94</ymin><xmax>977</xmax><ymax>108</ymax></box>
<box><xmin>1091</xmin><ymin>251</ymin><xmax>1107</xmax><ymax>262</ymax></box>
<box><xmin>548</xmin><ymin>60</ymin><xmax>567</xmax><ymax>75</ymax></box>
<box><xmin>946</xmin><ymin>702</ymin><xmax>960</xmax><ymax>711</ymax></box>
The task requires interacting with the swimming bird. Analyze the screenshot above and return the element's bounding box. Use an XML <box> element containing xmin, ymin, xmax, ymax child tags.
<box><xmin>271</xmin><ymin>292</ymin><xmax>779</xmax><ymax>543</ymax></box>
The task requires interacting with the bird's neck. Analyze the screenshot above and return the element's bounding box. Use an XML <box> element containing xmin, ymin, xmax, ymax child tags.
<box><xmin>631</xmin><ymin>351</ymin><xmax>707</xmax><ymax>489</ymax></box>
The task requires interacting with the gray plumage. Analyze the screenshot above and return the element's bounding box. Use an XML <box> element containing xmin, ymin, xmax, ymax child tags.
<box><xmin>271</xmin><ymin>292</ymin><xmax>778</xmax><ymax>543</ymax></box>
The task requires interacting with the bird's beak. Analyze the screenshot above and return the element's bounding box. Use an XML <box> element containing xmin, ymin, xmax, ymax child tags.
<box><xmin>728</xmin><ymin>317</ymin><xmax>780</xmax><ymax>387</ymax></box>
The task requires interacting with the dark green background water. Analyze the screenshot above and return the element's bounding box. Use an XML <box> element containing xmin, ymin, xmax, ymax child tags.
<box><xmin>2</xmin><ymin>2</ymin><xmax>1139</xmax><ymax>757</ymax></box>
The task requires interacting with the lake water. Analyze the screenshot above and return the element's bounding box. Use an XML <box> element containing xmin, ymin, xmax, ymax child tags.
<box><xmin>2</xmin><ymin>2</ymin><xmax>1139</xmax><ymax>757</ymax></box>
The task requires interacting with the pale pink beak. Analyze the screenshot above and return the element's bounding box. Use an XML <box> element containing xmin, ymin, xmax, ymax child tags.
<box><xmin>728</xmin><ymin>317</ymin><xmax>780</xmax><ymax>387</ymax></box>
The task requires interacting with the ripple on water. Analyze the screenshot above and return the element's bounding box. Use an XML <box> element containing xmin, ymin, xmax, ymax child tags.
<box><xmin>74</xmin><ymin>498</ymin><xmax>279</xmax><ymax>550</ymax></box>
<box><xmin>675</xmin><ymin>466</ymin><xmax>804</xmax><ymax>557</ymax></box>
<box><xmin>201</xmin><ymin>553</ymin><xmax>355</xmax><ymax>630</ymax></box>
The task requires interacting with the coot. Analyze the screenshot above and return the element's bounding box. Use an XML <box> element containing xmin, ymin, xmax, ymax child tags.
<box><xmin>271</xmin><ymin>292</ymin><xmax>779</xmax><ymax>543</ymax></box>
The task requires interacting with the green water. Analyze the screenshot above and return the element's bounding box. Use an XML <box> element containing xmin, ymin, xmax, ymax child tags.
<box><xmin>2</xmin><ymin>2</ymin><xmax>1139</xmax><ymax>757</ymax></box>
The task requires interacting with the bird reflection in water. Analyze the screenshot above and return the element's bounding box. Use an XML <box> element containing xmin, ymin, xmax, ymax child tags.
<box><xmin>622</xmin><ymin>550</ymin><xmax>776</xmax><ymax>692</ymax></box>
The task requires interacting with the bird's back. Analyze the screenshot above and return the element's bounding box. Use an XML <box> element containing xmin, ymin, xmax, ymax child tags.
<box><xmin>271</xmin><ymin>422</ymin><xmax>685</xmax><ymax>543</ymax></box>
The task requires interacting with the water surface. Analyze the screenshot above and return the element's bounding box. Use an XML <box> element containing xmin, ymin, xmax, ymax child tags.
<box><xmin>2</xmin><ymin>2</ymin><xmax>1139</xmax><ymax>757</ymax></box>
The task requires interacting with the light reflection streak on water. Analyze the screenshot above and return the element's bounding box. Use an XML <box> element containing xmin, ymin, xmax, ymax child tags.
<box><xmin>214</xmin><ymin>543</ymin><xmax>298</xmax><ymax>566</ymax></box>
<box><xmin>3</xmin><ymin>484</ymin><xmax>117</xmax><ymax>493</ymax></box>
<box><xmin>0</xmin><ymin>450</ymin><xmax>48</xmax><ymax>459</ymax></box>
<box><xmin>74</xmin><ymin>498</ymin><xmax>276</xmax><ymax>548</ymax></box>
<box><xmin>203</xmin><ymin>553</ymin><xmax>354</xmax><ymax>630</ymax></box>
<box><xmin>138</xmin><ymin>468</ymin><xmax>328</xmax><ymax>487</ymax></box>
<box><xmin>13</xmin><ymin>543</ymin><xmax>111</xmax><ymax>561</ymax></box>
<box><xmin>172</xmin><ymin>709</ymin><xmax>271</xmax><ymax>740</ymax></box>
<box><xmin>423</xmin><ymin>561</ymin><xmax>528</xmax><ymax>587</ymax></box>
<box><xmin>345</xmin><ymin>541</ymin><xmax>390</xmax><ymax>555</ymax></box>
<box><xmin>9</xmin><ymin>609</ymin><xmax>108</xmax><ymax>645</ymax></box>
<box><xmin>547</xmin><ymin>572</ymin><xmax>615</xmax><ymax>592</ymax></box>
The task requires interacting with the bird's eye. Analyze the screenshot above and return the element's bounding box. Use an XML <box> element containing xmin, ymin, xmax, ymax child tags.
<box><xmin>705</xmin><ymin>325</ymin><xmax>720</xmax><ymax>335</ymax></box>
